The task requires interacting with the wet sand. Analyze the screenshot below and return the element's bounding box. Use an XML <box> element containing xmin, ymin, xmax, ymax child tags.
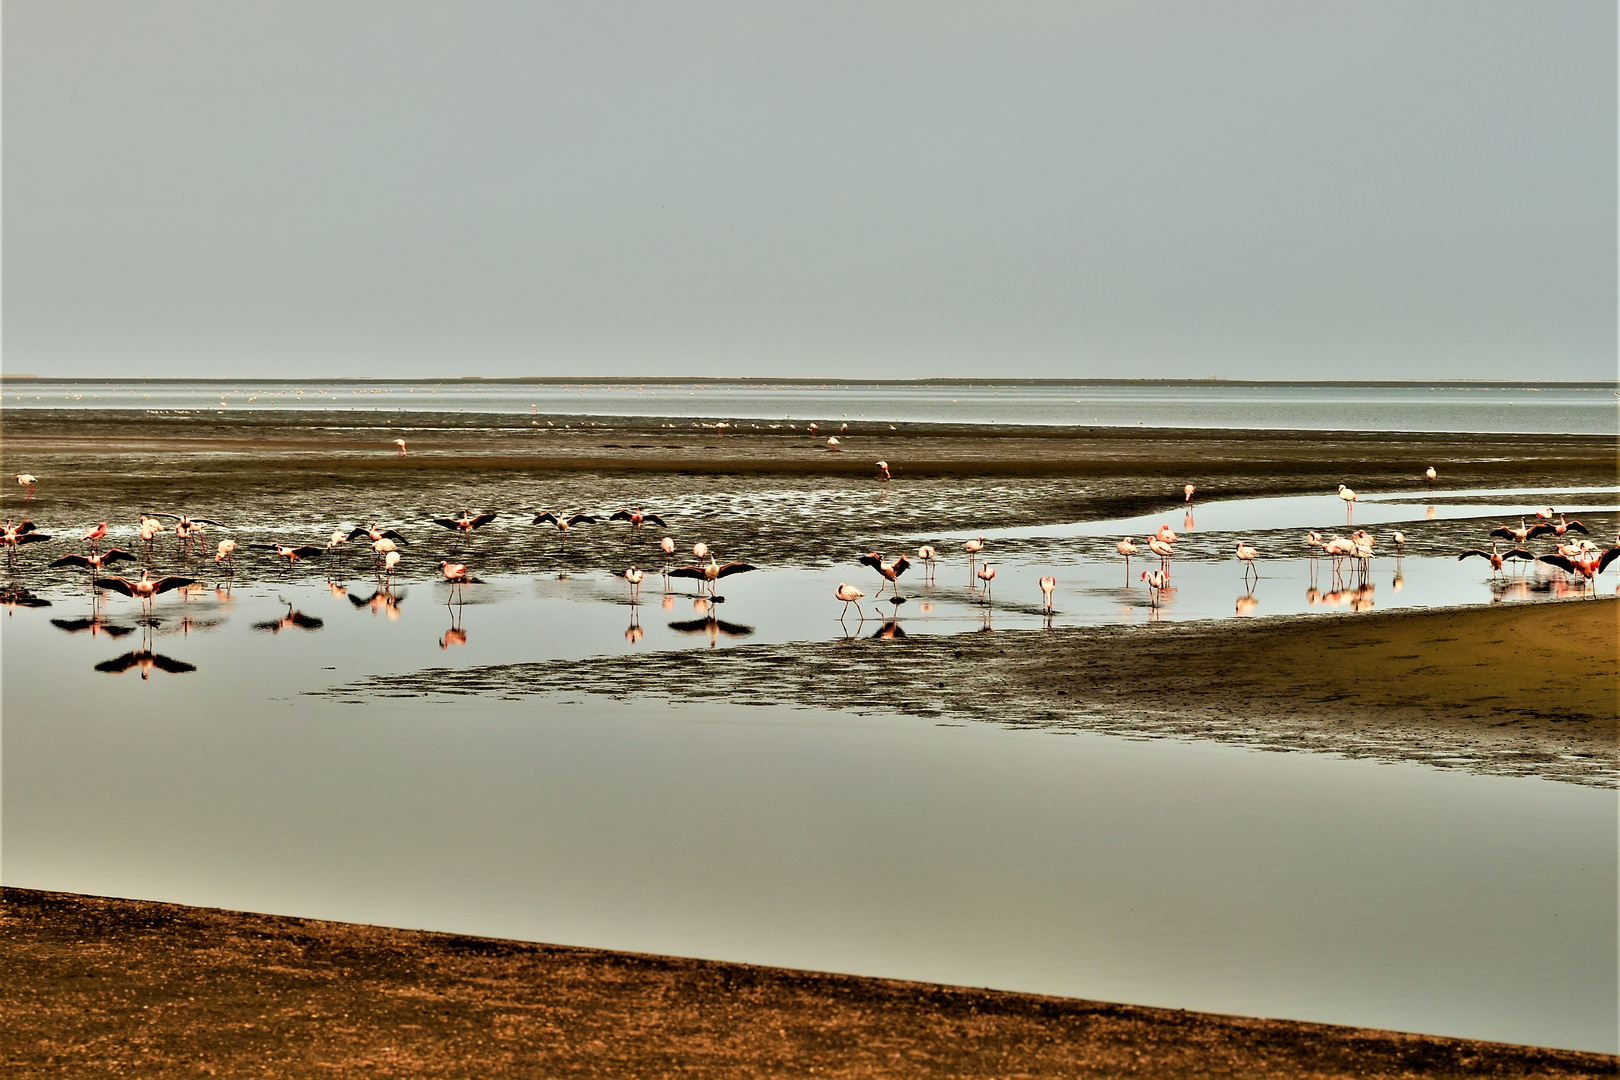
<box><xmin>335</xmin><ymin>596</ymin><xmax>1618</xmax><ymax>787</ymax></box>
<box><xmin>5</xmin><ymin>887</ymin><xmax>1613</xmax><ymax>1078</ymax></box>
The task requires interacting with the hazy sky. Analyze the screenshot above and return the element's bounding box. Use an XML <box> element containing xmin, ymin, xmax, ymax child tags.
<box><xmin>5</xmin><ymin>1</ymin><xmax>1615</xmax><ymax>380</ymax></box>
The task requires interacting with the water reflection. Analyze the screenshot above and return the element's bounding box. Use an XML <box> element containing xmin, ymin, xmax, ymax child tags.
<box><xmin>252</xmin><ymin>602</ymin><xmax>325</xmax><ymax>634</ymax></box>
<box><xmin>668</xmin><ymin>610</ymin><xmax>755</xmax><ymax>647</ymax></box>
<box><xmin>52</xmin><ymin>614</ymin><xmax>136</xmax><ymax>638</ymax></box>
<box><xmin>349</xmin><ymin>587</ymin><xmax>405</xmax><ymax>618</ymax></box>
<box><xmin>94</xmin><ymin>649</ymin><xmax>197</xmax><ymax>679</ymax></box>
<box><xmin>2</xmin><ymin>586</ymin><xmax>53</xmax><ymax>611</ymax></box>
<box><xmin>440</xmin><ymin>604</ymin><xmax>468</xmax><ymax>649</ymax></box>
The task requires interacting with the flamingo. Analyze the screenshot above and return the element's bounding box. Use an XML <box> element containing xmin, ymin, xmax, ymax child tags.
<box><xmin>1534</xmin><ymin>506</ymin><xmax>1555</xmax><ymax>520</ymax></box>
<box><xmin>51</xmin><ymin>549</ymin><xmax>138</xmax><ymax>582</ymax></box>
<box><xmin>1391</xmin><ymin>530</ymin><xmax>1405</xmax><ymax>552</ymax></box>
<box><xmin>150</xmin><ymin>512</ymin><xmax>228</xmax><ymax>537</ymax></box>
<box><xmin>876</xmin><ymin>460</ymin><xmax>891</xmax><ymax>482</ymax></box>
<box><xmin>1539</xmin><ymin>549</ymin><xmax>1616</xmax><ymax>595</ymax></box>
<box><xmin>215</xmin><ymin>539</ymin><xmax>237</xmax><ymax>569</ymax></box>
<box><xmin>1459</xmin><ymin>541</ymin><xmax>1534</xmax><ymax>577</ymax></box>
<box><xmin>92</xmin><ymin>569</ymin><xmax>197</xmax><ymax>611</ymax></box>
<box><xmin>137</xmin><ymin>517</ymin><xmax>162</xmax><ymax>558</ymax></box>
<box><xmin>15</xmin><ymin>473</ymin><xmax>37</xmax><ymax>499</ymax></box>
<box><xmin>82</xmin><ymin>522</ymin><xmax>109</xmax><ymax>551</ymax></box>
<box><xmin>917</xmin><ymin>545</ymin><xmax>938</xmax><ymax>583</ymax></box>
<box><xmin>252</xmin><ymin>542</ymin><xmax>326</xmax><ymax>568</ymax></box>
<box><xmin>609</xmin><ymin>509</ymin><xmax>667</xmax><ymax>538</ymax></box>
<box><xmin>1</xmin><ymin>519</ymin><xmax>51</xmax><ymax>564</ymax></box>
<box><xmin>1528</xmin><ymin>515</ymin><xmax>1588</xmax><ymax>540</ymax></box>
<box><xmin>963</xmin><ymin>536</ymin><xmax>985</xmax><ymax>566</ymax></box>
<box><xmin>439</xmin><ymin>560</ymin><xmax>482</xmax><ymax>602</ymax></box>
<box><xmin>827</xmin><ymin>437</ymin><xmax>840</xmax><ymax>451</ymax></box>
<box><xmin>1183</xmin><ymin>484</ymin><xmax>1196</xmax><ymax>507</ymax></box>
<box><xmin>327</xmin><ymin>529</ymin><xmax>350</xmax><ymax>556</ymax></box>
<box><xmin>394</xmin><ymin>439</ymin><xmax>408</xmax><ymax>457</ymax></box>
<box><xmin>348</xmin><ymin>523</ymin><xmax>410</xmax><ymax>546</ymax></box>
<box><xmin>1425</xmin><ymin>466</ymin><xmax>1437</xmax><ymax>486</ymax></box>
<box><xmin>660</xmin><ymin>536</ymin><xmax>676</xmax><ymax>576</ymax></box>
<box><xmin>382</xmin><ymin>549</ymin><xmax>402</xmax><ymax>581</ymax></box>
<box><xmin>533</xmin><ymin>511</ymin><xmax>597</xmax><ymax>549</ymax></box>
<box><xmin>976</xmin><ymin>563</ymin><xmax>996</xmax><ymax>603</ymax></box>
<box><xmin>434</xmin><ymin>510</ymin><xmax>498</xmax><ymax>537</ymax></box>
<box><xmin>624</xmin><ymin>566</ymin><xmax>645</xmax><ymax>602</ymax></box>
<box><xmin>669</xmin><ymin>553</ymin><xmax>757</xmax><ymax>596</ymax></box>
<box><xmin>858</xmin><ymin>552</ymin><xmax>912</xmax><ymax>597</ymax></box>
<box><xmin>835</xmin><ymin>583</ymin><xmax>866</xmax><ymax>621</ymax></box>
<box><xmin>1140</xmin><ymin>569</ymin><xmax>1166</xmax><ymax>606</ymax></box>
<box><xmin>1491</xmin><ymin>519</ymin><xmax>1535</xmax><ymax>545</ymax></box>
<box><xmin>692</xmin><ymin>542</ymin><xmax>709</xmax><ymax>561</ymax></box>
<box><xmin>1116</xmin><ymin>537</ymin><xmax>1138</xmax><ymax>579</ymax></box>
<box><xmin>1337</xmin><ymin>484</ymin><xmax>1358</xmax><ymax>522</ymax></box>
<box><xmin>1147</xmin><ymin>537</ymin><xmax>1175</xmax><ymax>576</ymax></box>
<box><xmin>1038</xmin><ymin>575</ymin><xmax>1056</xmax><ymax>613</ymax></box>
<box><xmin>1154</xmin><ymin>524</ymin><xmax>1178</xmax><ymax>544</ymax></box>
<box><xmin>1234</xmin><ymin>540</ymin><xmax>1260</xmax><ymax>582</ymax></box>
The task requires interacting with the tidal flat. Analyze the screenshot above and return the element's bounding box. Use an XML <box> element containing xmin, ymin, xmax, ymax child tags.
<box><xmin>2</xmin><ymin>408</ymin><xmax>1617</xmax><ymax>1068</ymax></box>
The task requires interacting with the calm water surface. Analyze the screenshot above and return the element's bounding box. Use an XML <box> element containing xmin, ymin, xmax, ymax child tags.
<box><xmin>5</xmin><ymin>378</ymin><xmax>1616</xmax><ymax>434</ymax></box>
<box><xmin>4</xmin><ymin>483</ymin><xmax>1617</xmax><ymax>1053</ymax></box>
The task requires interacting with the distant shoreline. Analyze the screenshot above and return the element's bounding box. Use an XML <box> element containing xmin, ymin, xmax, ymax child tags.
<box><xmin>3</xmin><ymin>374</ymin><xmax>1617</xmax><ymax>388</ymax></box>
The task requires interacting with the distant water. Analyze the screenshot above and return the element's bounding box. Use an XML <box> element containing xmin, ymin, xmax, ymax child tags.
<box><xmin>4</xmin><ymin>379</ymin><xmax>1616</xmax><ymax>435</ymax></box>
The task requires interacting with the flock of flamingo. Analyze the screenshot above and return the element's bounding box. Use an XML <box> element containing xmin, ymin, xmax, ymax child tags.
<box><xmin>4</xmin><ymin>463</ymin><xmax>1617</xmax><ymax>649</ymax></box>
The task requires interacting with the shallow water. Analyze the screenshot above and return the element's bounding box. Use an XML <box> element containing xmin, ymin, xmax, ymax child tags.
<box><xmin>6</xmin><ymin>378</ymin><xmax>1617</xmax><ymax>434</ymax></box>
<box><xmin>4</xmin><ymin>482</ymin><xmax>1617</xmax><ymax>1053</ymax></box>
<box><xmin>4</xmin><ymin>593</ymin><xmax>1615</xmax><ymax>1052</ymax></box>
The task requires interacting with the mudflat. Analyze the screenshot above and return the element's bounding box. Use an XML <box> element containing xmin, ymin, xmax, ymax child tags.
<box><xmin>4</xmin><ymin>888</ymin><xmax>1614</xmax><ymax>1079</ymax></box>
<box><xmin>342</xmin><ymin>598</ymin><xmax>1619</xmax><ymax>786</ymax></box>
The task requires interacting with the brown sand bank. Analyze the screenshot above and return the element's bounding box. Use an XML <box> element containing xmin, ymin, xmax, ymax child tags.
<box><xmin>334</xmin><ymin>598</ymin><xmax>1619</xmax><ymax>787</ymax></box>
<box><xmin>5</xmin><ymin>888</ymin><xmax>1613</xmax><ymax>1079</ymax></box>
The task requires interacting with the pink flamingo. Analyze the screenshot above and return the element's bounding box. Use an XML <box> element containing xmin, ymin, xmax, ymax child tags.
<box><xmin>1038</xmin><ymin>575</ymin><xmax>1056</xmax><ymax>613</ymax></box>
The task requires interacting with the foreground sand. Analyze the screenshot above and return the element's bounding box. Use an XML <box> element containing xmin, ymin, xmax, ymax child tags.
<box><xmin>4</xmin><ymin>888</ymin><xmax>1614</xmax><ymax>1079</ymax></box>
<box><xmin>340</xmin><ymin>597</ymin><xmax>1619</xmax><ymax>787</ymax></box>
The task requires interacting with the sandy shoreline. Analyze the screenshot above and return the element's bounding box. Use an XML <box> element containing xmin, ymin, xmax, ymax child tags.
<box><xmin>4</xmin><ymin>887</ymin><xmax>1614</xmax><ymax>1078</ymax></box>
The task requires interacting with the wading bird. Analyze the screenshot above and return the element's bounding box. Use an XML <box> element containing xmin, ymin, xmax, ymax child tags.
<box><xmin>1490</xmin><ymin>519</ymin><xmax>1536</xmax><ymax>545</ymax></box>
<box><xmin>533</xmin><ymin>511</ymin><xmax>597</xmax><ymax>549</ymax></box>
<box><xmin>251</xmin><ymin>542</ymin><xmax>326</xmax><ymax>567</ymax></box>
<box><xmin>1117</xmin><ymin>537</ymin><xmax>1138</xmax><ymax>579</ymax></box>
<box><xmin>1141</xmin><ymin>568</ymin><xmax>1167</xmax><ymax>607</ymax></box>
<box><xmin>876</xmin><ymin>460</ymin><xmax>891</xmax><ymax>482</ymax></box>
<box><xmin>81</xmin><ymin>522</ymin><xmax>108</xmax><ymax>551</ymax></box>
<box><xmin>1234</xmin><ymin>540</ymin><xmax>1260</xmax><ymax>583</ymax></box>
<box><xmin>349</xmin><ymin>523</ymin><xmax>410</xmax><ymax>546</ymax></box>
<box><xmin>623</xmin><ymin>566</ymin><xmax>645</xmax><ymax>602</ymax></box>
<box><xmin>434</xmin><ymin>510</ymin><xmax>497</xmax><ymax>537</ymax></box>
<box><xmin>1538</xmin><ymin>549</ymin><xmax>1617</xmax><ymax>595</ymax></box>
<box><xmin>609</xmin><ymin>508</ymin><xmax>667</xmax><ymax>539</ymax></box>
<box><xmin>659</xmin><ymin>536</ymin><xmax>676</xmax><ymax>575</ymax></box>
<box><xmin>963</xmin><ymin>536</ymin><xmax>985</xmax><ymax>566</ymax></box>
<box><xmin>1183</xmin><ymin>484</ymin><xmax>1196</xmax><ymax>506</ymax></box>
<box><xmin>1459</xmin><ymin>541</ymin><xmax>1534</xmax><ymax>577</ymax></box>
<box><xmin>1528</xmin><ymin>515</ymin><xmax>1588</xmax><ymax>540</ymax></box>
<box><xmin>93</xmin><ymin>569</ymin><xmax>197</xmax><ymax>611</ymax></box>
<box><xmin>827</xmin><ymin>437</ymin><xmax>840</xmax><ymax>451</ymax></box>
<box><xmin>439</xmin><ymin>560</ymin><xmax>483</xmax><ymax>602</ymax></box>
<box><xmin>669</xmin><ymin>553</ymin><xmax>756</xmax><ymax>596</ymax></box>
<box><xmin>394</xmin><ymin>439</ymin><xmax>408</xmax><ymax>457</ymax></box>
<box><xmin>2</xmin><ymin>519</ymin><xmax>50</xmax><ymax>564</ymax></box>
<box><xmin>16</xmin><ymin>473</ymin><xmax>38</xmax><ymax>499</ymax></box>
<box><xmin>1147</xmin><ymin>537</ymin><xmax>1175</xmax><ymax>577</ymax></box>
<box><xmin>1337</xmin><ymin>484</ymin><xmax>1358</xmax><ymax>521</ymax></box>
<box><xmin>916</xmin><ymin>545</ymin><xmax>938</xmax><ymax>583</ymax></box>
<box><xmin>1154</xmin><ymin>524</ymin><xmax>1178</xmax><ymax>544</ymax></box>
<box><xmin>835</xmin><ymin>583</ymin><xmax>866</xmax><ymax>621</ymax></box>
<box><xmin>858</xmin><ymin>552</ymin><xmax>911</xmax><ymax>597</ymax></box>
<box><xmin>1039</xmin><ymin>575</ymin><xmax>1056</xmax><ymax>613</ymax></box>
<box><xmin>1425</xmin><ymin>466</ymin><xmax>1437</xmax><ymax>486</ymax></box>
<box><xmin>51</xmin><ymin>549</ymin><xmax>137</xmax><ymax>576</ymax></box>
<box><xmin>215</xmin><ymin>539</ymin><xmax>237</xmax><ymax>569</ymax></box>
<box><xmin>976</xmin><ymin>563</ymin><xmax>996</xmax><ymax>603</ymax></box>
